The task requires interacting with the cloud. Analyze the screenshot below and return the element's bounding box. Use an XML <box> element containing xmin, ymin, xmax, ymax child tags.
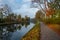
<box><xmin>0</xmin><ymin>0</ymin><xmax>2</xmax><ymax>2</ymax></box>
<box><xmin>13</xmin><ymin>4</ymin><xmax>39</xmax><ymax>18</ymax></box>
<box><xmin>12</xmin><ymin>1</ymin><xmax>39</xmax><ymax>18</ymax></box>
<box><xmin>7</xmin><ymin>0</ymin><xmax>15</xmax><ymax>3</ymax></box>
<box><xmin>0</xmin><ymin>0</ymin><xmax>5</xmax><ymax>7</ymax></box>
<box><xmin>0</xmin><ymin>0</ymin><xmax>39</xmax><ymax>18</ymax></box>
<box><xmin>4</xmin><ymin>0</ymin><xmax>22</xmax><ymax>10</ymax></box>
<box><xmin>13</xmin><ymin>8</ymin><xmax>39</xmax><ymax>18</ymax></box>
<box><xmin>22</xmin><ymin>0</ymin><xmax>31</xmax><ymax>2</ymax></box>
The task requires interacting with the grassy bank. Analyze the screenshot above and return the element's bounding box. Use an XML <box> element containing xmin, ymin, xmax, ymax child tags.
<box><xmin>21</xmin><ymin>23</ymin><xmax>40</xmax><ymax>40</ymax></box>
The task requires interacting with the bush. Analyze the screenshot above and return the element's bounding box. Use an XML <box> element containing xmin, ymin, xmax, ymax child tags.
<box><xmin>0</xmin><ymin>19</ymin><xmax>5</xmax><ymax>23</ymax></box>
<box><xmin>43</xmin><ymin>18</ymin><xmax>60</xmax><ymax>24</ymax></box>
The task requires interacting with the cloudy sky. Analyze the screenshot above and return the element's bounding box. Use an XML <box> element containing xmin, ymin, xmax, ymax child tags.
<box><xmin>0</xmin><ymin>0</ymin><xmax>40</xmax><ymax>18</ymax></box>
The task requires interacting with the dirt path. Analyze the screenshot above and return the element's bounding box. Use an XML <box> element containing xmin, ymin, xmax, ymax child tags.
<box><xmin>40</xmin><ymin>22</ymin><xmax>60</xmax><ymax>40</ymax></box>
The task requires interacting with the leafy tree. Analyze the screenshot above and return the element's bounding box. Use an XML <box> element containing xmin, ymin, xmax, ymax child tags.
<box><xmin>45</xmin><ymin>0</ymin><xmax>60</xmax><ymax>18</ymax></box>
<box><xmin>21</xmin><ymin>18</ymin><xmax>25</xmax><ymax>22</ymax></box>
<box><xmin>17</xmin><ymin>14</ymin><xmax>21</xmax><ymax>22</ymax></box>
<box><xmin>0</xmin><ymin>11</ymin><xmax>3</xmax><ymax>19</ymax></box>
<box><xmin>18</xmin><ymin>14</ymin><xmax>21</xmax><ymax>19</ymax></box>
<box><xmin>25</xmin><ymin>16</ymin><xmax>30</xmax><ymax>22</ymax></box>
<box><xmin>31</xmin><ymin>0</ymin><xmax>46</xmax><ymax>14</ymax></box>
<box><xmin>48</xmin><ymin>0</ymin><xmax>60</xmax><ymax>10</ymax></box>
<box><xmin>35</xmin><ymin>10</ymin><xmax>42</xmax><ymax>21</ymax></box>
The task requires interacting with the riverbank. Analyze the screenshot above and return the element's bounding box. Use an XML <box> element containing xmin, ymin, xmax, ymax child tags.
<box><xmin>21</xmin><ymin>23</ymin><xmax>40</xmax><ymax>40</ymax></box>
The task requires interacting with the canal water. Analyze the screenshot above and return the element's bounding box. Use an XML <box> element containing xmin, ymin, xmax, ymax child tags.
<box><xmin>0</xmin><ymin>22</ymin><xmax>35</xmax><ymax>40</ymax></box>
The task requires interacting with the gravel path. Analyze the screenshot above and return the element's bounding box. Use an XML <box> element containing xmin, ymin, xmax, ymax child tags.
<box><xmin>40</xmin><ymin>22</ymin><xmax>60</xmax><ymax>40</ymax></box>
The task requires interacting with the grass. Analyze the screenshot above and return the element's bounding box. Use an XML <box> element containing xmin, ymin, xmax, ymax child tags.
<box><xmin>21</xmin><ymin>23</ymin><xmax>40</xmax><ymax>40</ymax></box>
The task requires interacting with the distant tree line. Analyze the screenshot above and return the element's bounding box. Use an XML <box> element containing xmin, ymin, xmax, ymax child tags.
<box><xmin>0</xmin><ymin>12</ymin><xmax>30</xmax><ymax>23</ymax></box>
<box><xmin>0</xmin><ymin>4</ymin><xmax>30</xmax><ymax>23</ymax></box>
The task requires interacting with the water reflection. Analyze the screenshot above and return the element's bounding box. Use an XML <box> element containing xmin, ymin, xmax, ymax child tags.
<box><xmin>25</xmin><ymin>22</ymin><xmax>30</xmax><ymax>28</ymax></box>
<box><xmin>0</xmin><ymin>22</ymin><xmax>35</xmax><ymax>40</ymax></box>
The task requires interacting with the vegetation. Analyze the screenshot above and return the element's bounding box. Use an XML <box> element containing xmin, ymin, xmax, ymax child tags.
<box><xmin>35</xmin><ymin>10</ymin><xmax>40</xmax><ymax>21</ymax></box>
<box><xmin>0</xmin><ymin>4</ymin><xmax>30</xmax><ymax>24</ymax></box>
<box><xmin>21</xmin><ymin>22</ymin><xmax>40</xmax><ymax>40</ymax></box>
<box><xmin>0</xmin><ymin>12</ymin><xmax>30</xmax><ymax>23</ymax></box>
<box><xmin>43</xmin><ymin>0</ymin><xmax>60</xmax><ymax>24</ymax></box>
<box><xmin>43</xmin><ymin>18</ymin><xmax>60</xmax><ymax>24</ymax></box>
<box><xmin>31</xmin><ymin>0</ymin><xmax>60</xmax><ymax>24</ymax></box>
<box><xmin>35</xmin><ymin>10</ymin><xmax>44</xmax><ymax>22</ymax></box>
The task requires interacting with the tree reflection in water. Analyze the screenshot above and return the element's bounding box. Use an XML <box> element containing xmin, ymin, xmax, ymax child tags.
<box><xmin>25</xmin><ymin>22</ymin><xmax>30</xmax><ymax>28</ymax></box>
<box><xmin>0</xmin><ymin>22</ymin><xmax>30</xmax><ymax>40</ymax></box>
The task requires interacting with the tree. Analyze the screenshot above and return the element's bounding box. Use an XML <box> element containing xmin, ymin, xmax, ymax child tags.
<box><xmin>31</xmin><ymin>0</ymin><xmax>46</xmax><ymax>14</ymax></box>
<box><xmin>35</xmin><ymin>10</ymin><xmax>41</xmax><ymax>21</ymax></box>
<box><xmin>17</xmin><ymin>14</ymin><xmax>21</xmax><ymax>22</ymax></box>
<box><xmin>46</xmin><ymin>0</ymin><xmax>60</xmax><ymax>18</ymax></box>
<box><xmin>0</xmin><ymin>11</ymin><xmax>3</xmax><ymax>19</ymax></box>
<box><xmin>46</xmin><ymin>8</ymin><xmax>55</xmax><ymax>16</ymax></box>
<box><xmin>21</xmin><ymin>18</ymin><xmax>24</xmax><ymax>22</ymax></box>
<box><xmin>5</xmin><ymin>13</ymin><xmax>16</xmax><ymax>22</ymax></box>
<box><xmin>48</xmin><ymin>0</ymin><xmax>60</xmax><ymax>9</ymax></box>
<box><xmin>18</xmin><ymin>15</ymin><xmax>21</xmax><ymax>19</ymax></box>
<box><xmin>25</xmin><ymin>16</ymin><xmax>30</xmax><ymax>22</ymax></box>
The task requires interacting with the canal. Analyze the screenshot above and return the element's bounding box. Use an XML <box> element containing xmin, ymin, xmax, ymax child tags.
<box><xmin>0</xmin><ymin>22</ymin><xmax>35</xmax><ymax>40</ymax></box>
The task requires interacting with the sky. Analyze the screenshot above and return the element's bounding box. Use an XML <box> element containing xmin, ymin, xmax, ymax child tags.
<box><xmin>0</xmin><ymin>0</ymin><xmax>39</xmax><ymax>18</ymax></box>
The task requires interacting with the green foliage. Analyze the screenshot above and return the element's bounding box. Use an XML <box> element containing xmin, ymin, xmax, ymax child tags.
<box><xmin>48</xmin><ymin>0</ymin><xmax>60</xmax><ymax>9</ymax></box>
<box><xmin>46</xmin><ymin>0</ymin><xmax>60</xmax><ymax>19</ymax></box>
<box><xmin>0</xmin><ymin>19</ymin><xmax>5</xmax><ymax>23</ymax></box>
<box><xmin>18</xmin><ymin>14</ymin><xmax>21</xmax><ymax>19</ymax></box>
<box><xmin>35</xmin><ymin>10</ymin><xmax>42</xmax><ymax>21</ymax></box>
<box><xmin>44</xmin><ymin>9</ymin><xmax>60</xmax><ymax>24</ymax></box>
<box><xmin>44</xmin><ymin>17</ymin><xmax>60</xmax><ymax>24</ymax></box>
